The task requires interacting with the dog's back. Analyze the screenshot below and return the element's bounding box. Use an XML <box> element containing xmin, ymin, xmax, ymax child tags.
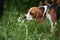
<box><xmin>50</xmin><ymin>3</ymin><xmax>60</xmax><ymax>19</ymax></box>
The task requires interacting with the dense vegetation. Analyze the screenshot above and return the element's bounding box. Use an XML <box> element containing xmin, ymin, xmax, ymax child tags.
<box><xmin>4</xmin><ymin>0</ymin><xmax>40</xmax><ymax>12</ymax></box>
<box><xmin>0</xmin><ymin>0</ymin><xmax>60</xmax><ymax>40</ymax></box>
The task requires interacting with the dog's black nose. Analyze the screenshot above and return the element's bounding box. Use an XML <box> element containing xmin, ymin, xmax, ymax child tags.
<box><xmin>24</xmin><ymin>16</ymin><xmax>26</xmax><ymax>19</ymax></box>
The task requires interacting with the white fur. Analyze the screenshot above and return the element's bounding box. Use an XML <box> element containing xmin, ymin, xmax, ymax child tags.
<box><xmin>25</xmin><ymin>12</ymin><xmax>33</xmax><ymax>20</ymax></box>
<box><xmin>39</xmin><ymin>5</ymin><xmax>48</xmax><ymax>16</ymax></box>
<box><xmin>46</xmin><ymin>12</ymin><xmax>54</xmax><ymax>33</ymax></box>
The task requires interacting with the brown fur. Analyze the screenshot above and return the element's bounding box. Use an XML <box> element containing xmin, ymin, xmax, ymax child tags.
<box><xmin>48</xmin><ymin>8</ymin><xmax>57</xmax><ymax>21</ymax></box>
<box><xmin>28</xmin><ymin>7</ymin><xmax>44</xmax><ymax>22</ymax></box>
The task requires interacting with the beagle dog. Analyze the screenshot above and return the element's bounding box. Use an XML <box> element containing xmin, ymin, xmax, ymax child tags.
<box><xmin>25</xmin><ymin>5</ymin><xmax>60</xmax><ymax>33</ymax></box>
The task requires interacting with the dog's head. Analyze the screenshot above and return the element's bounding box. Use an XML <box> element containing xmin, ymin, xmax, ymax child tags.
<box><xmin>25</xmin><ymin>7</ymin><xmax>44</xmax><ymax>22</ymax></box>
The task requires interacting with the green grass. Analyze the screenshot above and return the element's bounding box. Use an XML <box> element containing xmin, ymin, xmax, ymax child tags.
<box><xmin>0</xmin><ymin>9</ymin><xmax>60</xmax><ymax>40</ymax></box>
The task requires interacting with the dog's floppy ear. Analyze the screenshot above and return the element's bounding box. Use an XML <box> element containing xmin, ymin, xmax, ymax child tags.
<box><xmin>36</xmin><ymin>12</ymin><xmax>44</xmax><ymax>23</ymax></box>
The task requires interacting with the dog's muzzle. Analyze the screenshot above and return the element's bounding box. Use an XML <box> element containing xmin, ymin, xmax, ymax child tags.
<box><xmin>24</xmin><ymin>14</ymin><xmax>33</xmax><ymax>20</ymax></box>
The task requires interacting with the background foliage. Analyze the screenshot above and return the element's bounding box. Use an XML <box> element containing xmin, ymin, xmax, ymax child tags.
<box><xmin>4</xmin><ymin>0</ymin><xmax>40</xmax><ymax>12</ymax></box>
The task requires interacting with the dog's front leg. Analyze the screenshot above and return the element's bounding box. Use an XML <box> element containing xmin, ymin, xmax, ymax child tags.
<box><xmin>46</xmin><ymin>13</ymin><xmax>54</xmax><ymax>34</ymax></box>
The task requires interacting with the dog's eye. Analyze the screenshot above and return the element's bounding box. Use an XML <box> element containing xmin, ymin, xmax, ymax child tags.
<box><xmin>30</xmin><ymin>12</ymin><xmax>33</xmax><ymax>15</ymax></box>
